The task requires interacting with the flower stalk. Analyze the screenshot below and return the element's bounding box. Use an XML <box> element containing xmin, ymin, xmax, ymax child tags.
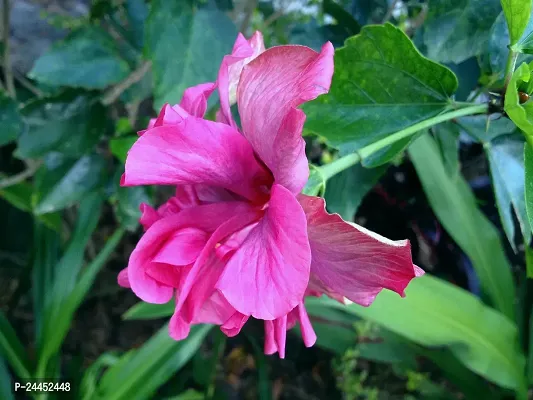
<box><xmin>319</xmin><ymin>103</ymin><xmax>488</xmax><ymax>180</ymax></box>
<box><xmin>504</xmin><ymin>50</ymin><xmax>518</xmax><ymax>92</ymax></box>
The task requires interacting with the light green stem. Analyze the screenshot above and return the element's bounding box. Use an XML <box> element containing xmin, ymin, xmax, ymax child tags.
<box><xmin>504</xmin><ymin>50</ymin><xmax>518</xmax><ymax>91</ymax></box>
<box><xmin>319</xmin><ymin>103</ymin><xmax>488</xmax><ymax>180</ymax></box>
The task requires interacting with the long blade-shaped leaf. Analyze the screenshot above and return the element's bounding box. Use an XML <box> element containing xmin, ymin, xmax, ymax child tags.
<box><xmin>49</xmin><ymin>193</ymin><xmax>103</xmax><ymax>306</ymax></box>
<box><xmin>122</xmin><ymin>300</ymin><xmax>174</xmax><ymax>320</ymax></box>
<box><xmin>32</xmin><ymin>223</ymin><xmax>60</xmax><ymax>341</ymax></box>
<box><xmin>305</xmin><ymin>304</ymin><xmax>502</xmax><ymax>398</ymax></box>
<box><xmin>0</xmin><ymin>357</ymin><xmax>15</xmax><ymax>400</ymax></box>
<box><xmin>309</xmin><ymin>274</ymin><xmax>525</xmax><ymax>390</ymax></box>
<box><xmin>97</xmin><ymin>324</ymin><xmax>212</xmax><ymax>400</ymax></box>
<box><xmin>0</xmin><ymin>312</ymin><xmax>31</xmax><ymax>379</ymax></box>
<box><xmin>37</xmin><ymin>228</ymin><xmax>125</xmax><ymax>377</ymax></box>
<box><xmin>37</xmin><ymin>193</ymin><xmax>103</xmax><ymax>361</ymax></box>
<box><xmin>409</xmin><ymin>134</ymin><xmax>516</xmax><ymax>322</ymax></box>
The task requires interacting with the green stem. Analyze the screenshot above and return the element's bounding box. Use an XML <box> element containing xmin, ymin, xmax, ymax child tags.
<box><xmin>504</xmin><ymin>50</ymin><xmax>518</xmax><ymax>91</ymax></box>
<box><xmin>319</xmin><ymin>103</ymin><xmax>488</xmax><ymax>180</ymax></box>
<box><xmin>2</xmin><ymin>0</ymin><xmax>16</xmax><ymax>98</ymax></box>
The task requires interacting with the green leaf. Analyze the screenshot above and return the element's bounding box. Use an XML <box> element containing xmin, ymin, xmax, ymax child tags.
<box><xmin>409</xmin><ymin>134</ymin><xmax>516</xmax><ymax>322</ymax></box>
<box><xmin>299</xmin><ymin>302</ymin><xmax>358</xmax><ymax>354</ymax></box>
<box><xmin>515</xmin><ymin>17</ymin><xmax>533</xmax><ymax>54</ymax></box>
<box><xmin>168</xmin><ymin>389</ymin><xmax>205</xmax><ymax>400</ymax></box>
<box><xmin>504</xmin><ymin>62</ymin><xmax>533</xmax><ymax>147</ymax></box>
<box><xmin>310</xmin><ymin>274</ymin><xmax>526</xmax><ymax>390</ymax></box>
<box><xmin>0</xmin><ymin>357</ymin><xmax>15</xmax><ymax>400</ymax></box>
<box><xmin>32</xmin><ymin>223</ymin><xmax>61</xmax><ymax>341</ymax></box>
<box><xmin>420</xmin><ymin>348</ymin><xmax>504</xmax><ymax>400</ymax></box>
<box><xmin>0</xmin><ymin>91</ymin><xmax>22</xmax><ymax>146</ymax></box>
<box><xmin>0</xmin><ymin>311</ymin><xmax>31</xmax><ymax>379</ymax></box>
<box><xmin>192</xmin><ymin>329</ymin><xmax>225</xmax><ymax>389</ymax></box>
<box><xmin>488</xmin><ymin>13</ymin><xmax>510</xmax><ymax>78</ymax></box>
<box><xmin>525</xmin><ymin>143</ymin><xmax>533</xmax><ymax>232</ymax></box>
<box><xmin>97</xmin><ymin>324</ymin><xmax>212</xmax><ymax>400</ymax></box>
<box><xmin>145</xmin><ymin>0</ymin><xmax>237</xmax><ymax>109</ymax></box>
<box><xmin>247</xmin><ymin>335</ymin><xmax>271</xmax><ymax>400</ymax></box>
<box><xmin>324</xmin><ymin>163</ymin><xmax>387</xmax><ymax>221</ymax></box>
<box><xmin>434</xmin><ymin>122</ymin><xmax>460</xmax><ymax>177</ymax></box>
<box><xmin>110</xmin><ymin>136</ymin><xmax>137</xmax><ymax>163</ymax></box>
<box><xmin>303</xmin><ymin>23</ymin><xmax>458</xmax><ymax>161</ymax></box>
<box><xmin>49</xmin><ymin>193</ymin><xmax>103</xmax><ymax>306</ymax></box>
<box><xmin>125</xmin><ymin>0</ymin><xmax>149</xmax><ymax>50</ymax></box>
<box><xmin>35</xmin><ymin>154</ymin><xmax>106</xmax><ymax>214</ymax></box>
<box><xmin>322</xmin><ymin>0</ymin><xmax>361</xmax><ymax>36</ymax></box>
<box><xmin>526</xmin><ymin>244</ymin><xmax>533</xmax><ymax>279</ymax></box>
<box><xmin>0</xmin><ymin>197</ymin><xmax>32</xmax><ymax>270</ymax></box>
<box><xmin>123</xmin><ymin>300</ymin><xmax>174</xmax><ymax>320</ymax></box>
<box><xmin>0</xmin><ymin>180</ymin><xmax>33</xmax><ymax>213</ymax></box>
<box><xmin>501</xmin><ymin>0</ymin><xmax>533</xmax><ymax>46</ymax></box>
<box><xmin>109</xmin><ymin>166</ymin><xmax>151</xmax><ymax>231</ymax></box>
<box><xmin>423</xmin><ymin>0</ymin><xmax>501</xmax><ymax>64</ymax></box>
<box><xmin>308</xmin><ymin>302</ymin><xmax>502</xmax><ymax>398</ymax></box>
<box><xmin>16</xmin><ymin>92</ymin><xmax>108</xmax><ymax>159</ymax></box>
<box><xmin>38</xmin><ymin>228</ymin><xmax>125</xmax><ymax>376</ymax></box>
<box><xmin>80</xmin><ymin>352</ymin><xmax>120</xmax><ymax>400</ymax></box>
<box><xmin>459</xmin><ymin>115</ymin><xmax>517</xmax><ymax>142</ymax></box>
<box><xmin>302</xmin><ymin>164</ymin><xmax>326</xmax><ymax>196</ymax></box>
<box><xmin>29</xmin><ymin>26</ymin><xmax>130</xmax><ymax>89</ymax></box>
<box><xmin>486</xmin><ymin>135</ymin><xmax>531</xmax><ymax>249</ymax></box>
<box><xmin>460</xmin><ymin>117</ymin><xmax>531</xmax><ymax>249</ymax></box>
<box><xmin>114</xmin><ymin>185</ymin><xmax>151</xmax><ymax>231</ymax></box>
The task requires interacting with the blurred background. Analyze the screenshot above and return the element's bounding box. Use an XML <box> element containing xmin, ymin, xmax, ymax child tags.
<box><xmin>0</xmin><ymin>0</ymin><xmax>530</xmax><ymax>399</ymax></box>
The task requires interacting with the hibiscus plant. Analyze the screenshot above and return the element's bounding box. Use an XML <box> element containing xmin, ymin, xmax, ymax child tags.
<box><xmin>1</xmin><ymin>0</ymin><xmax>533</xmax><ymax>399</ymax></box>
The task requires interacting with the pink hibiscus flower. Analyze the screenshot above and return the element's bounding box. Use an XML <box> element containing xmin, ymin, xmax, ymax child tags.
<box><xmin>119</xmin><ymin>32</ymin><xmax>423</xmax><ymax>358</ymax></box>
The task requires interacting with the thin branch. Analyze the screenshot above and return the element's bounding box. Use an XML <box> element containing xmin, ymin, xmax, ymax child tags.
<box><xmin>0</xmin><ymin>160</ymin><xmax>42</xmax><ymax>190</ymax></box>
<box><xmin>262</xmin><ymin>9</ymin><xmax>284</xmax><ymax>28</ymax></box>
<box><xmin>13</xmin><ymin>69</ymin><xmax>43</xmax><ymax>97</ymax></box>
<box><xmin>101</xmin><ymin>61</ymin><xmax>152</xmax><ymax>106</ymax></box>
<box><xmin>240</xmin><ymin>0</ymin><xmax>258</xmax><ymax>33</ymax></box>
<box><xmin>382</xmin><ymin>0</ymin><xmax>399</xmax><ymax>23</ymax></box>
<box><xmin>2</xmin><ymin>0</ymin><xmax>15</xmax><ymax>97</ymax></box>
<box><xmin>126</xmin><ymin>100</ymin><xmax>141</xmax><ymax>127</ymax></box>
<box><xmin>405</xmin><ymin>3</ymin><xmax>428</xmax><ymax>36</ymax></box>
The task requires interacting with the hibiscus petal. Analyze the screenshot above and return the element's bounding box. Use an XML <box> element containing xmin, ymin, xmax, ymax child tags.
<box><xmin>146</xmin><ymin>263</ymin><xmax>186</xmax><ymax>288</ymax></box>
<box><xmin>218</xmin><ymin>31</ymin><xmax>265</xmax><ymax>127</ymax></box>
<box><xmin>264</xmin><ymin>316</ymin><xmax>288</xmax><ymax>358</ymax></box>
<box><xmin>264</xmin><ymin>321</ymin><xmax>276</xmax><ymax>355</ymax></box>
<box><xmin>193</xmin><ymin>184</ymin><xmax>241</xmax><ymax>203</ymax></box>
<box><xmin>152</xmin><ymin>227</ymin><xmax>208</xmax><ymax>266</ymax></box>
<box><xmin>274</xmin><ymin>315</ymin><xmax>287</xmax><ymax>358</ymax></box>
<box><xmin>179</xmin><ymin>82</ymin><xmax>216</xmax><ymax>117</ymax></box>
<box><xmin>237</xmin><ymin>42</ymin><xmax>334</xmax><ymax>193</ymax></box>
<box><xmin>221</xmin><ymin>311</ymin><xmax>249</xmax><ymax>337</ymax></box>
<box><xmin>296</xmin><ymin>303</ymin><xmax>316</xmax><ymax>347</ymax></box>
<box><xmin>169</xmin><ymin>310</ymin><xmax>191</xmax><ymax>340</ymax></box>
<box><xmin>190</xmin><ymin>290</ymin><xmax>249</xmax><ymax>338</ymax></box>
<box><xmin>141</xmin><ymin>82</ymin><xmax>214</xmax><ymax>136</ymax></box>
<box><xmin>151</xmin><ymin>103</ymin><xmax>188</xmax><ymax>128</ymax></box>
<box><xmin>175</xmin><ymin>207</ymin><xmax>263</xmax><ymax>323</ymax></box>
<box><xmin>298</xmin><ymin>195</ymin><xmax>422</xmax><ymax>307</ymax></box>
<box><xmin>217</xmin><ymin>184</ymin><xmax>311</xmax><ymax>320</ymax></box>
<box><xmin>193</xmin><ymin>290</ymin><xmax>235</xmax><ymax>325</ymax></box>
<box><xmin>122</xmin><ymin>119</ymin><xmax>272</xmax><ymax>202</ymax></box>
<box><xmin>269</xmin><ymin>108</ymin><xmax>308</xmax><ymax>193</ymax></box>
<box><xmin>128</xmin><ymin>201</ymin><xmax>256</xmax><ymax>304</ymax></box>
<box><xmin>118</xmin><ymin>268</ymin><xmax>130</xmax><ymax>288</ymax></box>
<box><xmin>139</xmin><ymin>203</ymin><xmax>160</xmax><ymax>231</ymax></box>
